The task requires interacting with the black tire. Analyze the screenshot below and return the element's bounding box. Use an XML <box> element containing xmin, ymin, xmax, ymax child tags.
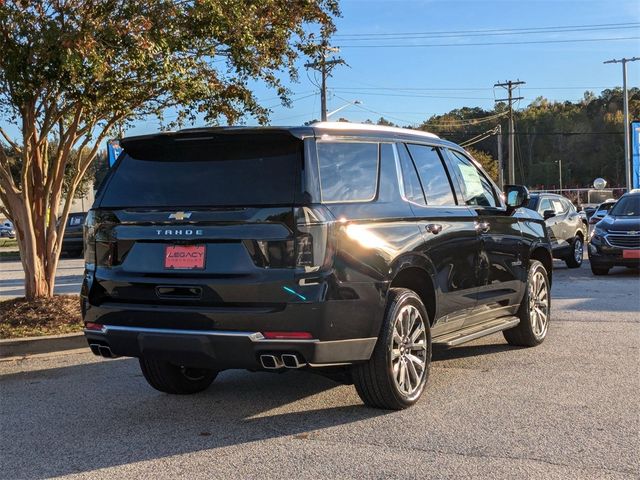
<box><xmin>503</xmin><ymin>260</ymin><xmax>550</xmax><ymax>347</ymax></box>
<box><xmin>564</xmin><ymin>235</ymin><xmax>584</xmax><ymax>268</ymax></box>
<box><xmin>590</xmin><ymin>264</ymin><xmax>609</xmax><ymax>276</ymax></box>
<box><xmin>352</xmin><ymin>288</ymin><xmax>431</xmax><ymax>410</ymax></box>
<box><xmin>139</xmin><ymin>357</ymin><xmax>217</xmax><ymax>394</ymax></box>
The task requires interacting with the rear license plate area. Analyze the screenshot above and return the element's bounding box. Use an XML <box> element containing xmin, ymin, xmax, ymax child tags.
<box><xmin>164</xmin><ymin>245</ymin><xmax>206</xmax><ymax>269</ymax></box>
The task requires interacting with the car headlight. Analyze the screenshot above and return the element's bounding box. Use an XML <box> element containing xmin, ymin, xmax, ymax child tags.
<box><xmin>591</xmin><ymin>226</ymin><xmax>607</xmax><ymax>240</ymax></box>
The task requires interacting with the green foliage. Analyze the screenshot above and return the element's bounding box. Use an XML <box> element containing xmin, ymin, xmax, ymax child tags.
<box><xmin>0</xmin><ymin>1</ymin><xmax>339</xmax><ymax>127</ymax></box>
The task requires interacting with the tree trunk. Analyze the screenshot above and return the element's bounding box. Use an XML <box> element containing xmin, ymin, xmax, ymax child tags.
<box><xmin>9</xmin><ymin>196</ymin><xmax>55</xmax><ymax>299</ymax></box>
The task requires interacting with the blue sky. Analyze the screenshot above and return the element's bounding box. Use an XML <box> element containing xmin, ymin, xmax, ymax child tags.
<box><xmin>2</xmin><ymin>0</ymin><xmax>639</xmax><ymax>139</ymax></box>
<box><xmin>262</xmin><ymin>0</ymin><xmax>640</xmax><ymax>127</ymax></box>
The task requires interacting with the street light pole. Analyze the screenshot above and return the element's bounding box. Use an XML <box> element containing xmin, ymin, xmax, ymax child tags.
<box><xmin>556</xmin><ymin>159</ymin><xmax>563</xmax><ymax>192</ymax></box>
<box><xmin>604</xmin><ymin>56</ymin><xmax>639</xmax><ymax>191</ymax></box>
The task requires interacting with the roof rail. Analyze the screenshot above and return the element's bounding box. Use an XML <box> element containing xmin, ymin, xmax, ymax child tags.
<box><xmin>312</xmin><ymin>121</ymin><xmax>439</xmax><ymax>139</ymax></box>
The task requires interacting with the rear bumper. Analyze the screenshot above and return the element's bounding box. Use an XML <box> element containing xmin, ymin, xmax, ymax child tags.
<box><xmin>84</xmin><ymin>325</ymin><xmax>377</xmax><ymax>369</ymax></box>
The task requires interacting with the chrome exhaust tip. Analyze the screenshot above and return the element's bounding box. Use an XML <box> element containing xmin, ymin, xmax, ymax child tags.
<box><xmin>281</xmin><ymin>354</ymin><xmax>305</xmax><ymax>369</ymax></box>
<box><xmin>260</xmin><ymin>354</ymin><xmax>283</xmax><ymax>369</ymax></box>
<box><xmin>89</xmin><ymin>343</ymin><xmax>101</xmax><ymax>356</ymax></box>
<box><xmin>98</xmin><ymin>345</ymin><xmax>116</xmax><ymax>358</ymax></box>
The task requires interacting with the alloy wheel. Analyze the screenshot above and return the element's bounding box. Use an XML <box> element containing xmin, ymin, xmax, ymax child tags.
<box><xmin>529</xmin><ymin>270</ymin><xmax>549</xmax><ymax>340</ymax></box>
<box><xmin>390</xmin><ymin>305</ymin><xmax>428</xmax><ymax>396</ymax></box>
<box><xmin>574</xmin><ymin>239</ymin><xmax>583</xmax><ymax>263</ymax></box>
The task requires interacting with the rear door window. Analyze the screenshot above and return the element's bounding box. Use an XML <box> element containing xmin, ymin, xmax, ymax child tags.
<box><xmin>317</xmin><ymin>142</ymin><xmax>379</xmax><ymax>203</ymax></box>
<box><xmin>405</xmin><ymin>144</ymin><xmax>456</xmax><ymax>206</ymax></box>
<box><xmin>100</xmin><ymin>135</ymin><xmax>302</xmax><ymax>208</ymax></box>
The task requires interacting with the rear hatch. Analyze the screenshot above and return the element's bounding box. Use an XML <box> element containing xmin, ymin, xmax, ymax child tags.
<box><xmin>86</xmin><ymin>131</ymin><xmax>325</xmax><ymax>308</ymax></box>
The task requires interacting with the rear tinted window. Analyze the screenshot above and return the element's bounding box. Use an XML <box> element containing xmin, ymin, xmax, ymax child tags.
<box><xmin>317</xmin><ymin>142</ymin><xmax>379</xmax><ymax>202</ymax></box>
<box><xmin>100</xmin><ymin>136</ymin><xmax>301</xmax><ymax>207</ymax></box>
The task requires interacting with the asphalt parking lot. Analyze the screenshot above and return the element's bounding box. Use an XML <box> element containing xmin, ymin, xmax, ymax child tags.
<box><xmin>0</xmin><ymin>261</ymin><xmax>638</xmax><ymax>479</ymax></box>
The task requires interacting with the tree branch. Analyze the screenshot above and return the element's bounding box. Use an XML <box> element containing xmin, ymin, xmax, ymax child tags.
<box><xmin>0</xmin><ymin>127</ymin><xmax>22</xmax><ymax>153</ymax></box>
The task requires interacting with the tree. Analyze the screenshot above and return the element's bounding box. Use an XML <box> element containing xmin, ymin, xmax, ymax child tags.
<box><xmin>466</xmin><ymin>148</ymin><xmax>499</xmax><ymax>183</ymax></box>
<box><xmin>0</xmin><ymin>1</ymin><xmax>338</xmax><ymax>299</ymax></box>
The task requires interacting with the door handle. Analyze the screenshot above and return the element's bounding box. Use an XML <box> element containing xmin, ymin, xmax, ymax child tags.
<box><xmin>425</xmin><ymin>223</ymin><xmax>442</xmax><ymax>234</ymax></box>
<box><xmin>475</xmin><ymin>221</ymin><xmax>491</xmax><ymax>233</ymax></box>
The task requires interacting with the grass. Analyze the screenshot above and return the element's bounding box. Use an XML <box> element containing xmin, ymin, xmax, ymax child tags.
<box><xmin>0</xmin><ymin>295</ymin><xmax>83</xmax><ymax>339</ymax></box>
<box><xmin>0</xmin><ymin>238</ymin><xmax>17</xmax><ymax>248</ymax></box>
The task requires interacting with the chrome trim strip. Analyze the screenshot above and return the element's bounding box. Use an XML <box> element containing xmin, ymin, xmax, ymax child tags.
<box><xmin>94</xmin><ymin>325</ymin><xmax>266</xmax><ymax>341</ymax></box>
<box><xmin>89</xmin><ymin>325</ymin><xmax>325</xmax><ymax>343</ymax></box>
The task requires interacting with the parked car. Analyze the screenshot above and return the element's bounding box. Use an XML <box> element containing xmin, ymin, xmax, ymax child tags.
<box><xmin>82</xmin><ymin>123</ymin><xmax>553</xmax><ymax>410</ymax></box>
<box><xmin>526</xmin><ymin>193</ymin><xmax>587</xmax><ymax>268</ymax></box>
<box><xmin>588</xmin><ymin>190</ymin><xmax>640</xmax><ymax>275</ymax></box>
<box><xmin>0</xmin><ymin>225</ymin><xmax>16</xmax><ymax>239</ymax></box>
<box><xmin>588</xmin><ymin>199</ymin><xmax>616</xmax><ymax>234</ymax></box>
<box><xmin>61</xmin><ymin>212</ymin><xmax>87</xmax><ymax>257</ymax></box>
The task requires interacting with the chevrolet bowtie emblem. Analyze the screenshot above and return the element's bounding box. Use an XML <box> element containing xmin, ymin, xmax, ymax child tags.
<box><xmin>629</xmin><ymin>231</ymin><xmax>638</xmax><ymax>235</ymax></box>
<box><xmin>168</xmin><ymin>211</ymin><xmax>192</xmax><ymax>221</ymax></box>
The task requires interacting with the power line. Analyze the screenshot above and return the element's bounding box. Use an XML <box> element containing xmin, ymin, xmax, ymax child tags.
<box><xmin>333</xmin><ymin>22</ymin><xmax>640</xmax><ymax>37</ymax></box>
<box><xmin>335</xmin><ymin>24</ymin><xmax>640</xmax><ymax>41</ymax></box>
<box><xmin>337</xmin><ymin>36</ymin><xmax>640</xmax><ymax>48</ymax></box>
<box><xmin>332</xmin><ymin>85</ymin><xmax>615</xmax><ymax>91</ymax></box>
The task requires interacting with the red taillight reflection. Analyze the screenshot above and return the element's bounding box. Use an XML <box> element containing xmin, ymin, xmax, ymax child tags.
<box><xmin>262</xmin><ymin>331</ymin><xmax>313</xmax><ymax>340</ymax></box>
<box><xmin>84</xmin><ymin>322</ymin><xmax>104</xmax><ymax>331</ymax></box>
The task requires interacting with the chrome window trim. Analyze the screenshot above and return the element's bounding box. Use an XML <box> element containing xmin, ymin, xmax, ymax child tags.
<box><xmin>393</xmin><ymin>142</ymin><xmax>428</xmax><ymax>207</ymax></box>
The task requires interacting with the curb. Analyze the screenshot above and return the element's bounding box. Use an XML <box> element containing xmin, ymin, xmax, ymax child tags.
<box><xmin>0</xmin><ymin>332</ymin><xmax>87</xmax><ymax>358</ymax></box>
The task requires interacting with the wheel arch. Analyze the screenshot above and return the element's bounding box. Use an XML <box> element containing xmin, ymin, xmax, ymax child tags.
<box><xmin>530</xmin><ymin>244</ymin><xmax>553</xmax><ymax>285</ymax></box>
<box><xmin>388</xmin><ymin>256</ymin><xmax>438</xmax><ymax>325</ymax></box>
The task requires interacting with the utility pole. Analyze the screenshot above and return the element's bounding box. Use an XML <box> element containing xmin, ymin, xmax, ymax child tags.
<box><xmin>604</xmin><ymin>57</ymin><xmax>639</xmax><ymax>191</ymax></box>
<box><xmin>494</xmin><ymin>80</ymin><xmax>525</xmax><ymax>184</ymax></box>
<box><xmin>304</xmin><ymin>41</ymin><xmax>344</xmax><ymax>121</ymax></box>
<box><xmin>496</xmin><ymin>124</ymin><xmax>504</xmax><ymax>189</ymax></box>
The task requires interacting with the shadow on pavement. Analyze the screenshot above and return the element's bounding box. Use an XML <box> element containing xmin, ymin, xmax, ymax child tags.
<box><xmin>0</xmin><ymin>359</ymin><xmax>388</xmax><ymax>479</ymax></box>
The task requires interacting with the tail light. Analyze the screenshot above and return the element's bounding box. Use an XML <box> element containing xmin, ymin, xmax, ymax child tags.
<box><xmin>83</xmin><ymin>210</ymin><xmax>96</xmax><ymax>270</ymax></box>
<box><xmin>262</xmin><ymin>331</ymin><xmax>313</xmax><ymax>340</ymax></box>
<box><xmin>294</xmin><ymin>206</ymin><xmax>336</xmax><ymax>272</ymax></box>
<box><xmin>84</xmin><ymin>210</ymin><xmax>119</xmax><ymax>269</ymax></box>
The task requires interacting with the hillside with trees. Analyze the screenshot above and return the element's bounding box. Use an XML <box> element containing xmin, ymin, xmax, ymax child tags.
<box><xmin>373</xmin><ymin>88</ymin><xmax>639</xmax><ymax>188</ymax></box>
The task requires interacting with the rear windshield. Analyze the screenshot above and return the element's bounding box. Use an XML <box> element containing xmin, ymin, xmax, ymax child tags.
<box><xmin>100</xmin><ymin>135</ymin><xmax>302</xmax><ymax>208</ymax></box>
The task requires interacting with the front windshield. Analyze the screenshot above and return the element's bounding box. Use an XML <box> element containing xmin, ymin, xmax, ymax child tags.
<box><xmin>609</xmin><ymin>196</ymin><xmax>640</xmax><ymax>217</ymax></box>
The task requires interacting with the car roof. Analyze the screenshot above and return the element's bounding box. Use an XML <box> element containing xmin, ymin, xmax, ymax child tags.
<box><xmin>119</xmin><ymin>122</ymin><xmax>463</xmax><ymax>150</ymax></box>
<box><xmin>530</xmin><ymin>193</ymin><xmax>566</xmax><ymax>199</ymax></box>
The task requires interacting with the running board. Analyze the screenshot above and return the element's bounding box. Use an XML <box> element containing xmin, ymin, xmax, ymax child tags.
<box><xmin>432</xmin><ymin>316</ymin><xmax>520</xmax><ymax>347</ymax></box>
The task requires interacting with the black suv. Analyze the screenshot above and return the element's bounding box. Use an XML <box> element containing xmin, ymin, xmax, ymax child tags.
<box><xmin>526</xmin><ymin>193</ymin><xmax>587</xmax><ymax>268</ymax></box>
<box><xmin>82</xmin><ymin>123</ymin><xmax>553</xmax><ymax>410</ymax></box>
<box><xmin>588</xmin><ymin>191</ymin><xmax>640</xmax><ymax>275</ymax></box>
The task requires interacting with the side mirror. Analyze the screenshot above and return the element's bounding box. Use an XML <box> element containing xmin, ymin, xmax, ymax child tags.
<box><xmin>543</xmin><ymin>209</ymin><xmax>556</xmax><ymax>220</ymax></box>
<box><xmin>504</xmin><ymin>184</ymin><xmax>530</xmax><ymax>214</ymax></box>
